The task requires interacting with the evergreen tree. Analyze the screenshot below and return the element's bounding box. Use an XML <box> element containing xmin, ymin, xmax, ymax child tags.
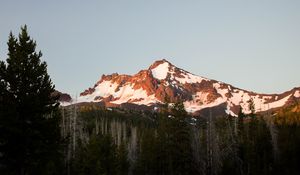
<box><xmin>169</xmin><ymin>102</ymin><xmax>196</xmax><ymax>174</ymax></box>
<box><xmin>134</xmin><ymin>128</ymin><xmax>158</xmax><ymax>175</ymax></box>
<box><xmin>73</xmin><ymin>134</ymin><xmax>118</xmax><ymax>175</ymax></box>
<box><xmin>248</xmin><ymin>98</ymin><xmax>255</xmax><ymax>116</ymax></box>
<box><xmin>159</xmin><ymin>101</ymin><xmax>197</xmax><ymax>174</ymax></box>
<box><xmin>0</xmin><ymin>25</ymin><xmax>62</xmax><ymax>175</ymax></box>
<box><xmin>237</xmin><ymin>106</ymin><xmax>245</xmax><ymax>134</ymax></box>
<box><xmin>237</xmin><ymin>106</ymin><xmax>246</xmax><ymax>175</ymax></box>
<box><xmin>116</xmin><ymin>141</ymin><xmax>129</xmax><ymax>175</ymax></box>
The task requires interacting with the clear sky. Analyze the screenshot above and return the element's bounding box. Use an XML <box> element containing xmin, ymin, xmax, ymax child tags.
<box><xmin>1</xmin><ymin>0</ymin><xmax>300</xmax><ymax>95</ymax></box>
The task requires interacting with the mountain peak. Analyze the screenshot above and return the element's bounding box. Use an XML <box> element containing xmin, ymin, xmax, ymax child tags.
<box><xmin>149</xmin><ymin>59</ymin><xmax>172</xmax><ymax>80</ymax></box>
<box><xmin>149</xmin><ymin>59</ymin><xmax>172</xmax><ymax>69</ymax></box>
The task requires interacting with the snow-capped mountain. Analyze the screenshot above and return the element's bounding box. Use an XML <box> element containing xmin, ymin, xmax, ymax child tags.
<box><xmin>74</xmin><ymin>59</ymin><xmax>300</xmax><ymax>116</ymax></box>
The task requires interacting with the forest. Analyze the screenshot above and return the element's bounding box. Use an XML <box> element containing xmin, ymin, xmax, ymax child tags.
<box><xmin>60</xmin><ymin>102</ymin><xmax>300</xmax><ymax>175</ymax></box>
<box><xmin>1</xmin><ymin>26</ymin><xmax>300</xmax><ymax>175</ymax></box>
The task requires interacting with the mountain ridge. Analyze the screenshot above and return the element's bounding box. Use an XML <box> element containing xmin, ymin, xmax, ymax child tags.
<box><xmin>63</xmin><ymin>59</ymin><xmax>300</xmax><ymax>116</ymax></box>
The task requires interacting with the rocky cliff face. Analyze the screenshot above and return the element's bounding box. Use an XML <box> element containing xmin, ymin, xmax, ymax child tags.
<box><xmin>53</xmin><ymin>91</ymin><xmax>72</xmax><ymax>103</ymax></box>
<box><xmin>75</xmin><ymin>59</ymin><xmax>300</xmax><ymax>116</ymax></box>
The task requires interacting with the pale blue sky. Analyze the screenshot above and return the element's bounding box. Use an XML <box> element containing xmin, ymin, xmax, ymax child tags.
<box><xmin>1</xmin><ymin>0</ymin><xmax>300</xmax><ymax>95</ymax></box>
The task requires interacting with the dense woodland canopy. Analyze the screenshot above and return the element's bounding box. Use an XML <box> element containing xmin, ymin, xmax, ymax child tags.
<box><xmin>1</xmin><ymin>26</ymin><xmax>300</xmax><ymax>175</ymax></box>
<box><xmin>63</xmin><ymin>102</ymin><xmax>300</xmax><ymax>175</ymax></box>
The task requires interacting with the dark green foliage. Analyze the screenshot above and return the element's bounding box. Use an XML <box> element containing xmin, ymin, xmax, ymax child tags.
<box><xmin>238</xmin><ymin>106</ymin><xmax>245</xmax><ymax>135</ymax></box>
<box><xmin>168</xmin><ymin>102</ymin><xmax>197</xmax><ymax>174</ymax></box>
<box><xmin>235</xmin><ymin>110</ymin><xmax>274</xmax><ymax>175</ymax></box>
<box><xmin>134</xmin><ymin>128</ymin><xmax>158</xmax><ymax>174</ymax></box>
<box><xmin>116</xmin><ymin>142</ymin><xmax>129</xmax><ymax>175</ymax></box>
<box><xmin>275</xmin><ymin>103</ymin><xmax>300</xmax><ymax>125</ymax></box>
<box><xmin>68</xmin><ymin>102</ymin><xmax>300</xmax><ymax>175</ymax></box>
<box><xmin>273</xmin><ymin>125</ymin><xmax>300</xmax><ymax>175</ymax></box>
<box><xmin>134</xmin><ymin>102</ymin><xmax>198</xmax><ymax>175</ymax></box>
<box><xmin>73</xmin><ymin>134</ymin><xmax>118</xmax><ymax>175</ymax></box>
<box><xmin>248</xmin><ymin>98</ymin><xmax>255</xmax><ymax>115</ymax></box>
<box><xmin>272</xmin><ymin>104</ymin><xmax>300</xmax><ymax>174</ymax></box>
<box><xmin>0</xmin><ymin>25</ymin><xmax>62</xmax><ymax>175</ymax></box>
<box><xmin>69</xmin><ymin>108</ymin><xmax>135</xmax><ymax>175</ymax></box>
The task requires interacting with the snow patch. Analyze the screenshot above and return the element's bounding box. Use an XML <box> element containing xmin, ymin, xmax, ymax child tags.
<box><xmin>184</xmin><ymin>97</ymin><xmax>226</xmax><ymax>113</ymax></box>
<box><xmin>60</xmin><ymin>101</ymin><xmax>73</xmax><ymax>107</ymax></box>
<box><xmin>78</xmin><ymin>80</ymin><xmax>159</xmax><ymax>106</ymax></box>
<box><xmin>229</xmin><ymin>90</ymin><xmax>246</xmax><ymax>106</ymax></box>
<box><xmin>192</xmin><ymin>92</ymin><xmax>210</xmax><ymax>104</ymax></box>
<box><xmin>111</xmin><ymin>85</ymin><xmax>158</xmax><ymax>106</ymax></box>
<box><xmin>78</xmin><ymin>81</ymin><xmax>119</xmax><ymax>102</ymax></box>
<box><xmin>175</xmin><ymin>72</ymin><xmax>205</xmax><ymax>84</ymax></box>
<box><xmin>214</xmin><ymin>83</ymin><xmax>228</xmax><ymax>98</ymax></box>
<box><xmin>151</xmin><ymin>62</ymin><xmax>169</xmax><ymax>80</ymax></box>
<box><xmin>226</xmin><ymin>90</ymin><xmax>273</xmax><ymax>114</ymax></box>
<box><xmin>268</xmin><ymin>94</ymin><xmax>291</xmax><ymax>109</ymax></box>
<box><xmin>294</xmin><ymin>90</ymin><xmax>300</xmax><ymax>98</ymax></box>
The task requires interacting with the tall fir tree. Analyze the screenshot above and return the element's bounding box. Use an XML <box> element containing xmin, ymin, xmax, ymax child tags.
<box><xmin>169</xmin><ymin>102</ymin><xmax>197</xmax><ymax>174</ymax></box>
<box><xmin>73</xmin><ymin>134</ymin><xmax>118</xmax><ymax>175</ymax></box>
<box><xmin>0</xmin><ymin>25</ymin><xmax>62</xmax><ymax>175</ymax></box>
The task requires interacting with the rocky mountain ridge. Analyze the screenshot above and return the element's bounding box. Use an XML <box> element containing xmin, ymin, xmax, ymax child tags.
<box><xmin>63</xmin><ymin>59</ymin><xmax>300</xmax><ymax>116</ymax></box>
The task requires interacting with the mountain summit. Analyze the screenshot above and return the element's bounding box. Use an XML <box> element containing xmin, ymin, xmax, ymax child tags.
<box><xmin>76</xmin><ymin>59</ymin><xmax>300</xmax><ymax>116</ymax></box>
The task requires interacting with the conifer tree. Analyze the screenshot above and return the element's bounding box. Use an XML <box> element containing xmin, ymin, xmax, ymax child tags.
<box><xmin>0</xmin><ymin>25</ymin><xmax>62</xmax><ymax>175</ymax></box>
<box><xmin>73</xmin><ymin>134</ymin><xmax>118</xmax><ymax>175</ymax></box>
<box><xmin>170</xmin><ymin>102</ymin><xmax>197</xmax><ymax>174</ymax></box>
<box><xmin>165</xmin><ymin>101</ymin><xmax>197</xmax><ymax>174</ymax></box>
<box><xmin>116</xmin><ymin>141</ymin><xmax>129</xmax><ymax>175</ymax></box>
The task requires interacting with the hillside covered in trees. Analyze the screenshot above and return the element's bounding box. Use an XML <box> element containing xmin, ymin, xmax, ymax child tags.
<box><xmin>60</xmin><ymin>102</ymin><xmax>300</xmax><ymax>175</ymax></box>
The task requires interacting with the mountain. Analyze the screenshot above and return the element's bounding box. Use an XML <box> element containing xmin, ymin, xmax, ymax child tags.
<box><xmin>68</xmin><ymin>59</ymin><xmax>300</xmax><ymax>116</ymax></box>
<box><xmin>53</xmin><ymin>91</ymin><xmax>72</xmax><ymax>103</ymax></box>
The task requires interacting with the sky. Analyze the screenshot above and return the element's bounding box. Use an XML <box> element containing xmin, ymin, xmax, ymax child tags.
<box><xmin>0</xmin><ymin>0</ymin><xmax>300</xmax><ymax>95</ymax></box>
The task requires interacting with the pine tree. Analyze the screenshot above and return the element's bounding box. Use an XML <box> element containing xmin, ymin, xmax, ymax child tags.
<box><xmin>73</xmin><ymin>134</ymin><xmax>118</xmax><ymax>175</ymax></box>
<box><xmin>236</xmin><ymin>106</ymin><xmax>246</xmax><ymax>175</ymax></box>
<box><xmin>164</xmin><ymin>101</ymin><xmax>197</xmax><ymax>174</ymax></box>
<box><xmin>171</xmin><ymin>102</ymin><xmax>195</xmax><ymax>174</ymax></box>
<box><xmin>116</xmin><ymin>141</ymin><xmax>129</xmax><ymax>175</ymax></box>
<box><xmin>0</xmin><ymin>25</ymin><xmax>62</xmax><ymax>175</ymax></box>
<box><xmin>248</xmin><ymin>98</ymin><xmax>255</xmax><ymax>116</ymax></box>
